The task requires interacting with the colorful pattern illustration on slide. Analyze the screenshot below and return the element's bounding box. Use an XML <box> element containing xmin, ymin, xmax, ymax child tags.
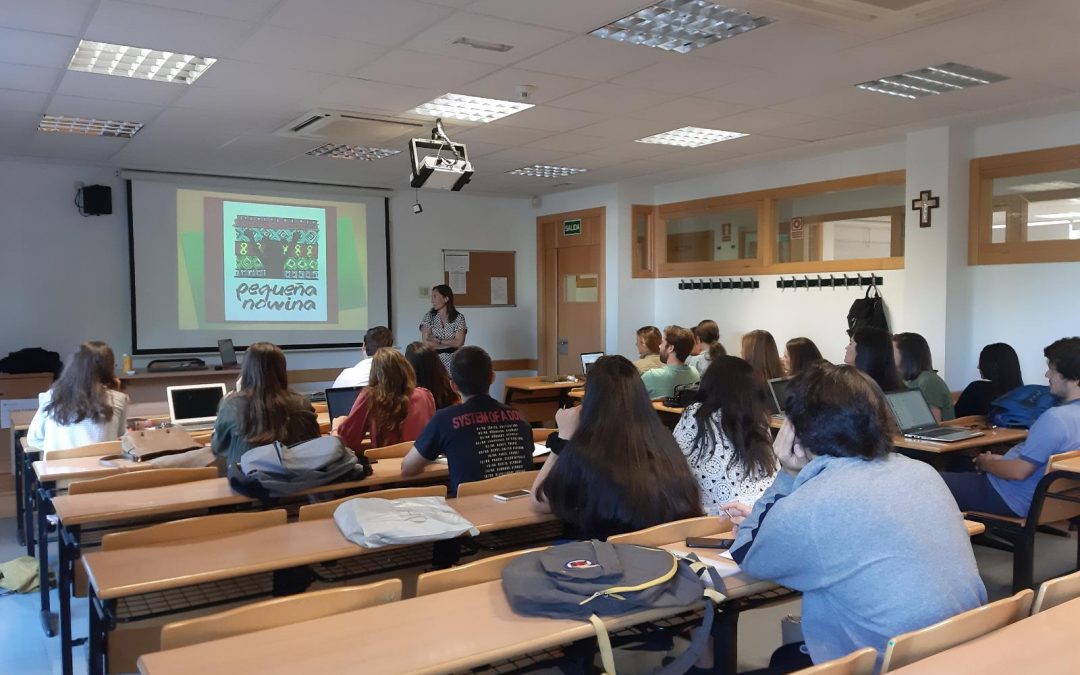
<box><xmin>232</xmin><ymin>215</ymin><xmax>321</xmax><ymax>280</ymax></box>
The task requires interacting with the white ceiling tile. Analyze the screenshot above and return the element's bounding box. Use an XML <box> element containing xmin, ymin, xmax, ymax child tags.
<box><xmin>24</xmin><ymin>131</ymin><xmax>133</xmax><ymax>162</ymax></box>
<box><xmin>768</xmin><ymin>117</ymin><xmax>880</xmax><ymax>142</ymax></box>
<box><xmin>352</xmin><ymin>50</ymin><xmax>499</xmax><ymax>90</ymax></box>
<box><xmin>84</xmin><ymin>1</ymin><xmax>258</xmax><ymax>57</ymax></box>
<box><xmin>694</xmin><ymin>20</ymin><xmax>867</xmax><ymax>68</ymax></box>
<box><xmin>571</xmin><ymin>117</ymin><xmax>675</xmax><ymax>141</ymax></box>
<box><xmin>190</xmin><ymin>60</ymin><xmax>338</xmax><ymax>99</ymax></box>
<box><xmin>0</xmin><ymin>88</ymin><xmax>48</xmax><ymax>113</ymax></box>
<box><xmin>460</xmin><ymin>69</ymin><xmax>594</xmax><ymax>106</ymax></box>
<box><xmin>467</xmin><ymin>0</ymin><xmax>649</xmax><ymax>33</ymax></box>
<box><xmin>611</xmin><ymin>55</ymin><xmax>768</xmax><ymax>95</ymax></box>
<box><xmin>546</xmin><ymin>153</ymin><xmax>622</xmax><ymax>170</ymax></box>
<box><xmin>0</xmin><ymin>63</ymin><xmax>61</xmax><ymax>93</ymax></box>
<box><xmin>400</xmin><ymin>12</ymin><xmax>575</xmax><ymax>66</ymax></box>
<box><xmin>55</xmin><ymin>70</ymin><xmax>190</xmax><ymax>106</ymax></box>
<box><xmin>575</xmin><ymin>142</ymin><xmax>683</xmax><ymax>163</ymax></box>
<box><xmin>645</xmin><ymin>147</ymin><xmax>743</xmax><ymax>166</ymax></box>
<box><xmin>213</xmin><ymin>133</ymin><xmax>319</xmax><ymax>166</ymax></box>
<box><xmin>0</xmin><ymin>28</ymin><xmax>78</xmax><ymax>69</ymax></box>
<box><xmin>0</xmin><ymin>0</ymin><xmax>97</xmax><ymax>35</ymax></box>
<box><xmin>46</xmin><ymin>95</ymin><xmax>164</xmax><ymax>124</ymax></box>
<box><xmin>267</xmin><ymin>0</ymin><xmax>453</xmax><ymax>47</ymax></box>
<box><xmin>514</xmin><ymin>36</ymin><xmax>666</xmax><ymax>82</ymax></box>
<box><xmin>547</xmin><ymin>83</ymin><xmax>670</xmax><ymax>115</ymax></box>
<box><xmin>482</xmin><ymin>146</ymin><xmax>573</xmax><ymax>167</ymax></box>
<box><xmin>456</xmin><ymin>140</ymin><xmax>508</xmax><ymax>158</ymax></box>
<box><xmin>171</xmin><ymin>84</ymin><xmax>312</xmax><ymax>122</ymax></box>
<box><xmin>0</xmin><ymin>109</ymin><xmax>41</xmax><ymax>153</ymax></box>
<box><xmin>707</xmin><ymin>108</ymin><xmax>822</xmax><ymax>135</ymax></box>
<box><xmin>523</xmin><ymin>133</ymin><xmax>611</xmax><ymax>154</ymax></box>
<box><xmin>700</xmin><ymin>73</ymin><xmax>831</xmax><ymax>108</ymax></box>
<box><xmin>121</xmin><ymin>0</ymin><xmax>281</xmax><ymax>22</ymax></box>
<box><xmin>634</xmin><ymin>97</ymin><xmax>753</xmax><ymax>125</ymax></box>
<box><xmin>454</xmin><ymin>124</ymin><xmax>553</xmax><ymax>146</ymax></box>
<box><xmin>318</xmin><ymin>78</ymin><xmax>440</xmax><ymax>116</ymax></box>
<box><xmin>488</xmin><ymin>106</ymin><xmax>605</xmax><ymax>133</ymax></box>
<box><xmin>227</xmin><ymin>26</ymin><xmax>387</xmax><ymax>76</ymax></box>
<box><xmin>771</xmin><ymin>86</ymin><xmax>960</xmax><ymax>127</ymax></box>
<box><xmin>715</xmin><ymin>134</ymin><xmax>808</xmax><ymax>155</ymax></box>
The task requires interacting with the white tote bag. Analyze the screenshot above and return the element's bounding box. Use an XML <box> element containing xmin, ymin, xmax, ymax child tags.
<box><xmin>333</xmin><ymin>496</ymin><xmax>480</xmax><ymax>548</ymax></box>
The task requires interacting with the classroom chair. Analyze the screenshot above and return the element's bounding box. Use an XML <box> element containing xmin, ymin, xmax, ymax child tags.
<box><xmin>159</xmin><ymin>578</ymin><xmax>402</xmax><ymax>650</ymax></box>
<box><xmin>67</xmin><ymin>466</ymin><xmax>217</xmax><ymax>495</ymax></box>
<box><xmin>1032</xmin><ymin>569</ymin><xmax>1080</xmax><ymax>614</ymax></box>
<box><xmin>964</xmin><ymin>449</ymin><xmax>1080</xmax><ymax>591</ymax></box>
<box><xmin>456</xmin><ymin>470</ymin><xmax>541</xmax><ymax>498</ymax></box>
<box><xmin>101</xmin><ymin>509</ymin><xmax>287</xmax><ymax>551</ymax></box>
<box><xmin>415</xmin><ymin>546</ymin><xmax>547</xmax><ymax>596</ymax></box>
<box><xmin>608</xmin><ymin>516</ymin><xmax>733</xmax><ymax>547</ymax></box>
<box><xmin>792</xmin><ymin>647</ymin><xmax>877</xmax><ymax>675</ymax></box>
<box><xmin>879</xmin><ymin>589</ymin><xmax>1034</xmax><ymax>672</ymax></box>
<box><xmin>363</xmin><ymin>440</ymin><xmax>413</xmax><ymax>460</ymax></box>
<box><xmin>297</xmin><ymin>485</ymin><xmax>448</xmax><ymax>521</ymax></box>
<box><xmin>43</xmin><ymin>439</ymin><xmax>122</xmax><ymax>460</ymax></box>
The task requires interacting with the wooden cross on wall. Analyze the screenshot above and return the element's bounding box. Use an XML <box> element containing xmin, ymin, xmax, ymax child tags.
<box><xmin>912</xmin><ymin>190</ymin><xmax>940</xmax><ymax>228</ymax></box>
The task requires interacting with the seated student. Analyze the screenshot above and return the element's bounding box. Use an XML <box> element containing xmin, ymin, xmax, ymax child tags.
<box><xmin>674</xmin><ymin>355</ymin><xmax>777</xmax><ymax>515</ymax></box>
<box><xmin>686</xmin><ymin>319</ymin><xmax>721</xmax><ymax>376</ymax></box>
<box><xmin>27</xmin><ymin>341</ymin><xmax>129</xmax><ymax>454</ymax></box>
<box><xmin>530</xmin><ymin>355</ymin><xmax>702</xmax><ymax>540</ymax></box>
<box><xmin>212</xmin><ymin>342</ymin><xmax>320</xmax><ymax>467</ymax></box>
<box><xmin>641</xmin><ymin>325</ymin><xmax>700</xmax><ymax>400</ymax></box>
<box><xmin>332</xmin><ymin>326</ymin><xmax>393</xmax><ymax>388</ymax></box>
<box><xmin>742</xmin><ymin>329</ymin><xmax>784</xmax><ymax>387</ymax></box>
<box><xmin>633</xmin><ymin>325</ymin><xmax>663</xmax><ymax>374</ymax></box>
<box><xmin>784</xmin><ymin>336</ymin><xmax>824</xmax><ymax>378</ymax></box>
<box><xmin>730</xmin><ymin>363</ymin><xmax>986</xmax><ymax>667</ymax></box>
<box><xmin>844</xmin><ymin>326</ymin><xmax>904</xmax><ymax>393</ymax></box>
<box><xmin>955</xmin><ymin>342</ymin><xmax>1024</xmax><ymax>418</ymax></box>
<box><xmin>334</xmin><ymin>349</ymin><xmax>435</xmax><ymax>450</ymax></box>
<box><xmin>942</xmin><ymin>337</ymin><xmax>1080</xmax><ymax>518</ymax></box>
<box><xmin>401</xmin><ymin>346</ymin><xmax>532</xmax><ymax>495</ymax></box>
<box><xmin>404</xmin><ymin>342</ymin><xmax>461</xmax><ymax>410</ymax></box>
<box><xmin>894</xmin><ymin>332</ymin><xmax>955</xmax><ymax>421</ymax></box>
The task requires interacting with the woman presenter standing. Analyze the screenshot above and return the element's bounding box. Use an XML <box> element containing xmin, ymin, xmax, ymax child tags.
<box><xmin>420</xmin><ymin>284</ymin><xmax>467</xmax><ymax>370</ymax></box>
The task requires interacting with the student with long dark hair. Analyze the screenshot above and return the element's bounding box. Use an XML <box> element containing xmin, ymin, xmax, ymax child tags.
<box><xmin>27</xmin><ymin>341</ymin><xmax>128</xmax><ymax>454</ymax></box>
<box><xmin>955</xmin><ymin>343</ymin><xmax>1024</xmax><ymax>418</ymax></box>
<box><xmin>844</xmin><ymin>326</ymin><xmax>904</xmax><ymax>393</ymax></box>
<box><xmin>530</xmin><ymin>355</ymin><xmax>702</xmax><ymax>540</ymax></box>
<box><xmin>404</xmin><ymin>341</ymin><xmax>460</xmax><ymax>410</ymax></box>
<box><xmin>212</xmin><ymin>342</ymin><xmax>319</xmax><ymax>467</ymax></box>
<box><xmin>894</xmin><ymin>332</ymin><xmax>954</xmax><ymax>421</ymax></box>
<box><xmin>419</xmin><ymin>284</ymin><xmax>467</xmax><ymax>370</ymax></box>
<box><xmin>336</xmin><ymin>348</ymin><xmax>435</xmax><ymax>450</ymax></box>
<box><xmin>742</xmin><ymin>330</ymin><xmax>784</xmax><ymax>386</ymax></box>
<box><xmin>784</xmin><ymin>337</ymin><xmax>824</xmax><ymax>377</ymax></box>
<box><xmin>674</xmin><ymin>355</ymin><xmax>777</xmax><ymax>514</ymax></box>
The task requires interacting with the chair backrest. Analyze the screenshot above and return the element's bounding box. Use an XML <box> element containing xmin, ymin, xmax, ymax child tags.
<box><xmin>531</xmin><ymin>428</ymin><xmax>556</xmax><ymax>443</ymax></box>
<box><xmin>297</xmin><ymin>485</ymin><xmax>448</xmax><ymax>521</ymax></box>
<box><xmin>416</xmin><ymin>547</ymin><xmax>546</xmax><ymax>596</ymax></box>
<box><xmin>160</xmin><ymin>578</ymin><xmax>401</xmax><ymax>650</ymax></box>
<box><xmin>607</xmin><ymin>516</ymin><xmax>733</xmax><ymax>547</ymax></box>
<box><xmin>101</xmin><ymin>509</ymin><xmax>286</xmax><ymax>552</ymax></box>
<box><xmin>363</xmin><ymin>441</ymin><xmax>412</xmax><ymax>460</ymax></box>
<box><xmin>1032</xmin><ymin>569</ymin><xmax>1080</xmax><ymax>614</ymax></box>
<box><xmin>68</xmin><ymin>467</ymin><xmax>217</xmax><ymax>495</ymax></box>
<box><xmin>456</xmin><ymin>470</ymin><xmax>540</xmax><ymax>498</ymax></box>
<box><xmin>1035</xmin><ymin>449</ymin><xmax>1080</xmax><ymax>524</ymax></box>
<box><xmin>44</xmin><ymin>440</ymin><xmax>122</xmax><ymax>460</ymax></box>
<box><xmin>880</xmin><ymin>589</ymin><xmax>1034</xmax><ymax>672</ymax></box>
<box><xmin>793</xmin><ymin>647</ymin><xmax>877</xmax><ymax>675</ymax></box>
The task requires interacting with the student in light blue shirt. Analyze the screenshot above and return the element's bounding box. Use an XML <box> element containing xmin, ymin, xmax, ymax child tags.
<box><xmin>942</xmin><ymin>337</ymin><xmax>1080</xmax><ymax>517</ymax></box>
<box><xmin>641</xmin><ymin>325</ymin><xmax>699</xmax><ymax>400</ymax></box>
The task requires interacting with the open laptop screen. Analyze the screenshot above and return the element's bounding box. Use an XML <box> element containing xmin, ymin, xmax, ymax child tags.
<box><xmin>885</xmin><ymin>390</ymin><xmax>937</xmax><ymax>431</ymax></box>
<box><xmin>580</xmin><ymin>352</ymin><xmax>604</xmax><ymax>375</ymax></box>
<box><xmin>325</xmin><ymin>386</ymin><xmax>363</xmax><ymax>420</ymax></box>
<box><xmin>167</xmin><ymin>384</ymin><xmax>227</xmax><ymax>425</ymax></box>
<box><xmin>767</xmin><ymin>377</ymin><xmax>792</xmax><ymax>414</ymax></box>
<box><xmin>217</xmin><ymin>338</ymin><xmax>237</xmax><ymax>367</ymax></box>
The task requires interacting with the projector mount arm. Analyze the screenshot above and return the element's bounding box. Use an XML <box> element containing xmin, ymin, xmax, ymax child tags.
<box><xmin>431</xmin><ymin>118</ymin><xmax>463</xmax><ymax>161</ymax></box>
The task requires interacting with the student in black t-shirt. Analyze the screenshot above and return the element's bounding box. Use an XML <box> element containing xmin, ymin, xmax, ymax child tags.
<box><xmin>401</xmin><ymin>346</ymin><xmax>532</xmax><ymax>495</ymax></box>
<box><xmin>955</xmin><ymin>342</ymin><xmax>1024</xmax><ymax>418</ymax></box>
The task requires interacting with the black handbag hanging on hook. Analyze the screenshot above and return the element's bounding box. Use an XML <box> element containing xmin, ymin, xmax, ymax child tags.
<box><xmin>846</xmin><ymin>282</ymin><xmax>889</xmax><ymax>336</ymax></box>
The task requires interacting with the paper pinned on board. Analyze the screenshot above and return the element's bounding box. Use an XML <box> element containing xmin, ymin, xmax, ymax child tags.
<box><xmin>449</xmin><ymin>272</ymin><xmax>467</xmax><ymax>294</ymax></box>
<box><xmin>490</xmin><ymin>276</ymin><xmax>508</xmax><ymax>304</ymax></box>
<box><xmin>443</xmin><ymin>252</ymin><xmax>470</xmax><ymax>273</ymax></box>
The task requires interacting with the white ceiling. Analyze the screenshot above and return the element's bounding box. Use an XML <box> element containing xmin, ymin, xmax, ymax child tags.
<box><xmin>1</xmin><ymin>0</ymin><xmax>1079</xmax><ymax>196</ymax></box>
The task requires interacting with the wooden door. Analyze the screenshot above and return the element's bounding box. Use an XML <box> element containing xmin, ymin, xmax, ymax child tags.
<box><xmin>537</xmin><ymin>208</ymin><xmax>604</xmax><ymax>376</ymax></box>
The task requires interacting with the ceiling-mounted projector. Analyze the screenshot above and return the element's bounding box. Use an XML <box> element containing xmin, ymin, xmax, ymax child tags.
<box><xmin>409</xmin><ymin>119</ymin><xmax>473</xmax><ymax>192</ymax></box>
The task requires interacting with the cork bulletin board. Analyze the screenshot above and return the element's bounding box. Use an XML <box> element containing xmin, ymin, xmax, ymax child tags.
<box><xmin>442</xmin><ymin>249</ymin><xmax>516</xmax><ymax>307</ymax></box>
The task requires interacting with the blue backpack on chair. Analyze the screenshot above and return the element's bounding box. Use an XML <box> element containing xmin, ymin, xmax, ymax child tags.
<box><xmin>987</xmin><ymin>385</ymin><xmax>1059</xmax><ymax>429</ymax></box>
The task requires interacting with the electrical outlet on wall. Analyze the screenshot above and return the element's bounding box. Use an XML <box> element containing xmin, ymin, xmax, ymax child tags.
<box><xmin>419</xmin><ymin>286</ymin><xmax>430</xmax><ymax>298</ymax></box>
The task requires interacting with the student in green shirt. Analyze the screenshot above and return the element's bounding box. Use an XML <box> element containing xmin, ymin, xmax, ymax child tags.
<box><xmin>641</xmin><ymin>325</ymin><xmax>700</xmax><ymax>400</ymax></box>
<box><xmin>893</xmin><ymin>332</ymin><xmax>955</xmax><ymax>421</ymax></box>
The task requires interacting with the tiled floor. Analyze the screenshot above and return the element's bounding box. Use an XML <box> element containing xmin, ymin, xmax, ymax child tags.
<box><xmin>0</xmin><ymin>515</ymin><xmax>1076</xmax><ymax>675</ymax></box>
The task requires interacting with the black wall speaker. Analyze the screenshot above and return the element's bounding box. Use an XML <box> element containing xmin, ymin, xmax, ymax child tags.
<box><xmin>79</xmin><ymin>184</ymin><xmax>112</xmax><ymax>216</ymax></box>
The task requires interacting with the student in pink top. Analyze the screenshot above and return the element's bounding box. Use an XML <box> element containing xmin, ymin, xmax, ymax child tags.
<box><xmin>334</xmin><ymin>348</ymin><xmax>435</xmax><ymax>450</ymax></box>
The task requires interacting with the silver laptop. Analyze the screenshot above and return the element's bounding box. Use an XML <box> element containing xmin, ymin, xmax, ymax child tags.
<box><xmin>884</xmin><ymin>390</ymin><xmax>983</xmax><ymax>443</ymax></box>
<box><xmin>166</xmin><ymin>383</ymin><xmax>227</xmax><ymax>431</ymax></box>
<box><xmin>580</xmin><ymin>352</ymin><xmax>604</xmax><ymax>377</ymax></box>
<box><xmin>767</xmin><ymin>377</ymin><xmax>791</xmax><ymax>419</ymax></box>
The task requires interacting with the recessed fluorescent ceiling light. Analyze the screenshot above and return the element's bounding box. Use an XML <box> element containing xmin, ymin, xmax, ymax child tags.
<box><xmin>508</xmin><ymin>165</ymin><xmax>588</xmax><ymax>178</ymax></box>
<box><xmin>414</xmin><ymin>93</ymin><xmax>533</xmax><ymax>123</ymax></box>
<box><xmin>306</xmin><ymin>144</ymin><xmax>400</xmax><ymax>160</ymax></box>
<box><xmin>856</xmin><ymin>62</ymin><xmax>1007</xmax><ymax>99</ymax></box>
<box><xmin>38</xmin><ymin>115</ymin><xmax>143</xmax><ymax>138</ymax></box>
<box><xmin>590</xmin><ymin>0</ymin><xmax>774</xmax><ymax>54</ymax></box>
<box><xmin>636</xmin><ymin>126</ymin><xmax>747</xmax><ymax>148</ymax></box>
<box><xmin>68</xmin><ymin>40</ymin><xmax>216</xmax><ymax>84</ymax></box>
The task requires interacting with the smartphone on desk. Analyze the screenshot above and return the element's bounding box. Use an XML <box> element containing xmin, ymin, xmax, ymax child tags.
<box><xmin>493</xmin><ymin>489</ymin><xmax>531</xmax><ymax>502</ymax></box>
<box><xmin>685</xmin><ymin>537</ymin><xmax>734</xmax><ymax>550</ymax></box>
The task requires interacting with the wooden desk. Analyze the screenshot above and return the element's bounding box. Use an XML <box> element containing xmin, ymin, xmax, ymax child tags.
<box><xmin>767</xmin><ymin>415</ymin><xmax>1027</xmax><ymax>455</ymax></box>
<box><xmin>887</xmin><ymin>596</ymin><xmax>1080</xmax><ymax>674</ymax></box>
<box><xmin>118</xmin><ymin>368</ymin><xmax>340</xmax><ymax>404</ymax></box>
<box><xmin>503</xmin><ymin>376</ymin><xmax>581</xmax><ymax>424</ymax></box>
<box><xmin>566</xmin><ymin>387</ymin><xmax>684</xmax><ymax>423</ymax></box>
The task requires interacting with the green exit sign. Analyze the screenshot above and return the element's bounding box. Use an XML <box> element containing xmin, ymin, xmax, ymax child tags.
<box><xmin>563</xmin><ymin>219</ymin><xmax>582</xmax><ymax>236</ymax></box>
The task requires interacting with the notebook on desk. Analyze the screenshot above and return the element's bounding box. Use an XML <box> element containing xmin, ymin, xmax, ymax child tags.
<box><xmin>166</xmin><ymin>383</ymin><xmax>226</xmax><ymax>431</ymax></box>
<box><xmin>885</xmin><ymin>390</ymin><xmax>984</xmax><ymax>443</ymax></box>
